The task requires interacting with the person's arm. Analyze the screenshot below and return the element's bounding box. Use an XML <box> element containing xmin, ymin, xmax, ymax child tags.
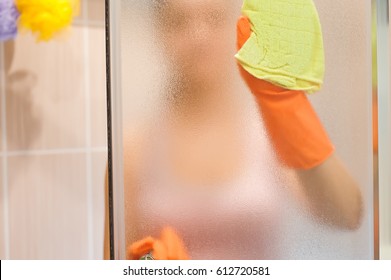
<box><xmin>253</xmin><ymin>82</ymin><xmax>364</xmax><ymax>230</ymax></box>
<box><xmin>296</xmin><ymin>154</ymin><xmax>363</xmax><ymax>230</ymax></box>
<box><xmin>236</xmin><ymin>15</ymin><xmax>363</xmax><ymax>230</ymax></box>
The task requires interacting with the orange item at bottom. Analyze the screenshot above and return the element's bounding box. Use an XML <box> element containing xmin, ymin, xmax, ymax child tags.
<box><xmin>128</xmin><ymin>227</ymin><xmax>190</xmax><ymax>260</ymax></box>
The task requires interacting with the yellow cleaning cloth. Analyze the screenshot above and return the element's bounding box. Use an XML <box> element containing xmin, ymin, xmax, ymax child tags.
<box><xmin>235</xmin><ymin>0</ymin><xmax>325</xmax><ymax>93</ymax></box>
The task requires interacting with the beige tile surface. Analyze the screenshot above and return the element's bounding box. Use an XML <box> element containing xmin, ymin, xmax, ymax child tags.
<box><xmin>87</xmin><ymin>0</ymin><xmax>105</xmax><ymax>23</ymax></box>
<box><xmin>0</xmin><ymin>159</ymin><xmax>5</xmax><ymax>259</ymax></box>
<box><xmin>0</xmin><ymin>73</ymin><xmax>2</xmax><ymax>153</ymax></box>
<box><xmin>8</xmin><ymin>154</ymin><xmax>89</xmax><ymax>259</ymax></box>
<box><xmin>89</xmin><ymin>27</ymin><xmax>107</xmax><ymax>148</ymax></box>
<box><xmin>91</xmin><ymin>152</ymin><xmax>107</xmax><ymax>259</ymax></box>
<box><xmin>5</xmin><ymin>30</ymin><xmax>87</xmax><ymax>151</ymax></box>
<box><xmin>0</xmin><ymin>41</ymin><xmax>12</xmax><ymax>153</ymax></box>
<box><xmin>73</xmin><ymin>0</ymin><xmax>84</xmax><ymax>21</ymax></box>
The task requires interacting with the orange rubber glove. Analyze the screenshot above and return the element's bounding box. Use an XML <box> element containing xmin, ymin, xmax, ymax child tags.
<box><xmin>237</xmin><ymin>16</ymin><xmax>334</xmax><ymax>170</ymax></box>
<box><xmin>128</xmin><ymin>227</ymin><xmax>190</xmax><ymax>260</ymax></box>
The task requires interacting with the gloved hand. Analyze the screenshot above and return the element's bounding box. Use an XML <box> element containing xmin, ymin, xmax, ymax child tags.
<box><xmin>236</xmin><ymin>16</ymin><xmax>334</xmax><ymax>170</ymax></box>
<box><xmin>128</xmin><ymin>227</ymin><xmax>190</xmax><ymax>260</ymax></box>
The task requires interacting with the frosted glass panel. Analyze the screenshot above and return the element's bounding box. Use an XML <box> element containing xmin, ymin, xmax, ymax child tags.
<box><xmin>114</xmin><ymin>0</ymin><xmax>373</xmax><ymax>259</ymax></box>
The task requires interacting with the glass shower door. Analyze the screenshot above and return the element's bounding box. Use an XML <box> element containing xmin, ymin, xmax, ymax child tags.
<box><xmin>107</xmin><ymin>0</ymin><xmax>378</xmax><ymax>260</ymax></box>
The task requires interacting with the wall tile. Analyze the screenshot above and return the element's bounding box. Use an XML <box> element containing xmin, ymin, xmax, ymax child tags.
<box><xmin>0</xmin><ymin>83</ymin><xmax>2</xmax><ymax>154</ymax></box>
<box><xmin>0</xmin><ymin>159</ymin><xmax>5</xmax><ymax>259</ymax></box>
<box><xmin>5</xmin><ymin>30</ymin><xmax>87</xmax><ymax>151</ymax></box>
<box><xmin>91</xmin><ymin>152</ymin><xmax>107</xmax><ymax>259</ymax></box>
<box><xmin>0</xmin><ymin>41</ymin><xmax>15</xmax><ymax>153</ymax></box>
<box><xmin>87</xmin><ymin>0</ymin><xmax>105</xmax><ymax>23</ymax></box>
<box><xmin>88</xmin><ymin>27</ymin><xmax>107</xmax><ymax>148</ymax></box>
<box><xmin>8</xmin><ymin>154</ymin><xmax>89</xmax><ymax>259</ymax></box>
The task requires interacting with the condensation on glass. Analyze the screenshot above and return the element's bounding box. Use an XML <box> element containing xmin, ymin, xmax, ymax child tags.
<box><xmin>110</xmin><ymin>0</ymin><xmax>374</xmax><ymax>259</ymax></box>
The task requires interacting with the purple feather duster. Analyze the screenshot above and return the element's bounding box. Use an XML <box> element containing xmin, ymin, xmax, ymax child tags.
<box><xmin>0</xmin><ymin>0</ymin><xmax>19</xmax><ymax>41</ymax></box>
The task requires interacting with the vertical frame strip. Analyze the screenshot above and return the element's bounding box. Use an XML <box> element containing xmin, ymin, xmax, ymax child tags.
<box><xmin>376</xmin><ymin>0</ymin><xmax>391</xmax><ymax>260</ymax></box>
<box><xmin>106</xmin><ymin>0</ymin><xmax>126</xmax><ymax>260</ymax></box>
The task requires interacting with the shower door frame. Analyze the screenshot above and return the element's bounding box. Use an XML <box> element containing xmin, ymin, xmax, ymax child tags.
<box><xmin>373</xmin><ymin>0</ymin><xmax>391</xmax><ymax>260</ymax></box>
<box><xmin>106</xmin><ymin>0</ymin><xmax>126</xmax><ymax>260</ymax></box>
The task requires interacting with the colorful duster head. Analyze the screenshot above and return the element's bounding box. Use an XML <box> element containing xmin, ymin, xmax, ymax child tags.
<box><xmin>0</xmin><ymin>0</ymin><xmax>20</xmax><ymax>41</ymax></box>
<box><xmin>15</xmin><ymin>0</ymin><xmax>80</xmax><ymax>41</ymax></box>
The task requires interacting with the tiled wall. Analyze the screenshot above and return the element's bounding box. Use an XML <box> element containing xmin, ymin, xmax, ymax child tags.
<box><xmin>0</xmin><ymin>0</ymin><xmax>106</xmax><ymax>259</ymax></box>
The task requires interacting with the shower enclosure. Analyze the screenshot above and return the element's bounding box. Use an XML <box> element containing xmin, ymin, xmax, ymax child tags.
<box><xmin>106</xmin><ymin>0</ymin><xmax>391</xmax><ymax>260</ymax></box>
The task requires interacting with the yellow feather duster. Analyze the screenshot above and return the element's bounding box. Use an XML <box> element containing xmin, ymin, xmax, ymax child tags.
<box><xmin>15</xmin><ymin>0</ymin><xmax>80</xmax><ymax>41</ymax></box>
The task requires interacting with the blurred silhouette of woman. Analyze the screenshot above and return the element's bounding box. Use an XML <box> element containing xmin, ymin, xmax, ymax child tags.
<box><xmin>105</xmin><ymin>0</ymin><xmax>363</xmax><ymax>260</ymax></box>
